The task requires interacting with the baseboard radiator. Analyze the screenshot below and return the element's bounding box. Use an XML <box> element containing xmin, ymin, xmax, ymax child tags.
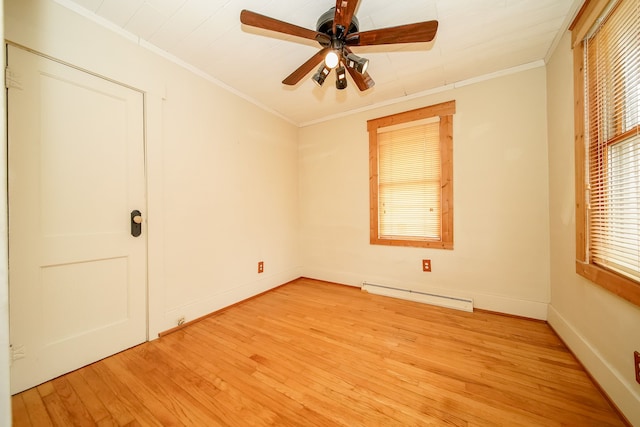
<box><xmin>361</xmin><ymin>282</ymin><xmax>473</xmax><ymax>312</ymax></box>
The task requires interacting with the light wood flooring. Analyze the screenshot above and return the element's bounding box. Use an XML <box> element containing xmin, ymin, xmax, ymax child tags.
<box><xmin>12</xmin><ymin>278</ymin><xmax>626</xmax><ymax>426</ymax></box>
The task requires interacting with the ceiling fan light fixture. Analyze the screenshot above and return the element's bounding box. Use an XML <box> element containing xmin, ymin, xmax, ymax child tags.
<box><xmin>312</xmin><ymin>64</ymin><xmax>331</xmax><ymax>86</ymax></box>
<box><xmin>346</xmin><ymin>52</ymin><xmax>369</xmax><ymax>74</ymax></box>
<box><xmin>335</xmin><ymin>65</ymin><xmax>348</xmax><ymax>90</ymax></box>
<box><xmin>324</xmin><ymin>50</ymin><xmax>340</xmax><ymax>69</ymax></box>
<box><xmin>240</xmin><ymin>5</ymin><xmax>439</xmax><ymax>93</ymax></box>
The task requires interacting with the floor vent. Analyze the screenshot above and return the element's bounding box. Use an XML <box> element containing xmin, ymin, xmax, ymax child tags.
<box><xmin>361</xmin><ymin>282</ymin><xmax>473</xmax><ymax>312</ymax></box>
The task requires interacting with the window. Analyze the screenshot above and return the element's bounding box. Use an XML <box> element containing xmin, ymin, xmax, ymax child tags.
<box><xmin>572</xmin><ymin>0</ymin><xmax>640</xmax><ymax>306</ymax></box>
<box><xmin>368</xmin><ymin>101</ymin><xmax>455</xmax><ymax>249</ymax></box>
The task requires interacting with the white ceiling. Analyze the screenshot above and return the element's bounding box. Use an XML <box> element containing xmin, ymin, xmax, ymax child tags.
<box><xmin>58</xmin><ymin>0</ymin><xmax>583</xmax><ymax>126</ymax></box>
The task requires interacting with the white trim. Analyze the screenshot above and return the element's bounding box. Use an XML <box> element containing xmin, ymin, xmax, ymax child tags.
<box><xmin>52</xmin><ymin>0</ymin><xmax>550</xmax><ymax>129</ymax></box>
<box><xmin>301</xmin><ymin>61</ymin><xmax>545</xmax><ymax>127</ymax></box>
<box><xmin>303</xmin><ymin>268</ymin><xmax>549</xmax><ymax>320</ymax></box>
<box><xmin>548</xmin><ymin>305</ymin><xmax>640</xmax><ymax>425</ymax></box>
<box><xmin>362</xmin><ymin>282</ymin><xmax>473</xmax><ymax>312</ymax></box>
<box><xmin>52</xmin><ymin>0</ymin><xmax>296</xmax><ymax>126</ymax></box>
<box><xmin>0</xmin><ymin>4</ymin><xmax>12</xmax><ymax>423</ymax></box>
<box><xmin>52</xmin><ymin>0</ymin><xmax>139</xmax><ymax>44</ymax></box>
<box><xmin>452</xmin><ymin>60</ymin><xmax>544</xmax><ymax>88</ymax></box>
<box><xmin>300</xmin><ymin>84</ymin><xmax>455</xmax><ymax>127</ymax></box>
<box><xmin>154</xmin><ymin>267</ymin><xmax>302</xmax><ymax>337</ymax></box>
<box><xmin>544</xmin><ymin>0</ymin><xmax>585</xmax><ymax>63</ymax></box>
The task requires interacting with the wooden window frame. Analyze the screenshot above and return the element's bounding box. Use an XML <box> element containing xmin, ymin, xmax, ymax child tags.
<box><xmin>571</xmin><ymin>0</ymin><xmax>640</xmax><ymax>307</ymax></box>
<box><xmin>368</xmin><ymin>100</ymin><xmax>455</xmax><ymax>249</ymax></box>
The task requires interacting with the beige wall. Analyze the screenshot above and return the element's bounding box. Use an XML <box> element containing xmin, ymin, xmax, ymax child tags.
<box><xmin>4</xmin><ymin>0</ymin><xmax>639</xmax><ymax>422</ymax></box>
<box><xmin>299</xmin><ymin>67</ymin><xmax>551</xmax><ymax>319</ymax></box>
<box><xmin>546</xmin><ymin>31</ymin><xmax>640</xmax><ymax>424</ymax></box>
<box><xmin>4</xmin><ymin>0</ymin><xmax>301</xmax><ymax>339</ymax></box>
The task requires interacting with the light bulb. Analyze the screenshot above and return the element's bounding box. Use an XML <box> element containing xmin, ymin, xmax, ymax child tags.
<box><xmin>346</xmin><ymin>52</ymin><xmax>369</xmax><ymax>74</ymax></box>
<box><xmin>324</xmin><ymin>50</ymin><xmax>340</xmax><ymax>69</ymax></box>
<box><xmin>312</xmin><ymin>64</ymin><xmax>331</xmax><ymax>87</ymax></box>
<box><xmin>335</xmin><ymin>66</ymin><xmax>347</xmax><ymax>90</ymax></box>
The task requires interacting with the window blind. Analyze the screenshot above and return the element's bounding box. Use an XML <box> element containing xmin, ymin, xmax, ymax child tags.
<box><xmin>377</xmin><ymin>118</ymin><xmax>441</xmax><ymax>240</ymax></box>
<box><xmin>585</xmin><ymin>0</ymin><xmax>640</xmax><ymax>279</ymax></box>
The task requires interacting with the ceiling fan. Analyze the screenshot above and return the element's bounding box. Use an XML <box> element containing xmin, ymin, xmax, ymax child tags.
<box><xmin>240</xmin><ymin>1</ymin><xmax>438</xmax><ymax>91</ymax></box>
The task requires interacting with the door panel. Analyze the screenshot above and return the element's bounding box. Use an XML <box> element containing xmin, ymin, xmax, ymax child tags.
<box><xmin>8</xmin><ymin>45</ymin><xmax>147</xmax><ymax>394</ymax></box>
<box><xmin>41</xmin><ymin>257</ymin><xmax>130</xmax><ymax>345</ymax></box>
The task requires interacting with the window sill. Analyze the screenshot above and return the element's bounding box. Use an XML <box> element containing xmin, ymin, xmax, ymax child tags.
<box><xmin>371</xmin><ymin>237</ymin><xmax>453</xmax><ymax>250</ymax></box>
<box><xmin>575</xmin><ymin>261</ymin><xmax>640</xmax><ymax>307</ymax></box>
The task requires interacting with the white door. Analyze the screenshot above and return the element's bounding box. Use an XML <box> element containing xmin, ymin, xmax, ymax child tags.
<box><xmin>8</xmin><ymin>45</ymin><xmax>147</xmax><ymax>394</ymax></box>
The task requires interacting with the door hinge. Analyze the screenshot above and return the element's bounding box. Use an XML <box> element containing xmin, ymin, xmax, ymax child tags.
<box><xmin>5</xmin><ymin>66</ymin><xmax>23</xmax><ymax>90</ymax></box>
<box><xmin>10</xmin><ymin>344</ymin><xmax>25</xmax><ymax>362</ymax></box>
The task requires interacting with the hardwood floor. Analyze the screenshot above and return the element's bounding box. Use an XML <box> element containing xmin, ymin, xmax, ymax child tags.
<box><xmin>12</xmin><ymin>278</ymin><xmax>626</xmax><ymax>426</ymax></box>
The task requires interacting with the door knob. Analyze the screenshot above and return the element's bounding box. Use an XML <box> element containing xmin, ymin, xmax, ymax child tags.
<box><xmin>131</xmin><ymin>210</ymin><xmax>143</xmax><ymax>237</ymax></box>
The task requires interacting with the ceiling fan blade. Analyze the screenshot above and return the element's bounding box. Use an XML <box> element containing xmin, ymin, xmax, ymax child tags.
<box><xmin>241</xmin><ymin>10</ymin><xmax>321</xmax><ymax>42</ymax></box>
<box><xmin>346</xmin><ymin>20</ymin><xmax>438</xmax><ymax>46</ymax></box>
<box><xmin>282</xmin><ymin>48</ymin><xmax>330</xmax><ymax>86</ymax></box>
<box><xmin>333</xmin><ymin>0</ymin><xmax>360</xmax><ymax>34</ymax></box>
<box><xmin>346</xmin><ymin>66</ymin><xmax>375</xmax><ymax>91</ymax></box>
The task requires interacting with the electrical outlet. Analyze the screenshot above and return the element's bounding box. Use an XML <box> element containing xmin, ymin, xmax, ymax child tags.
<box><xmin>634</xmin><ymin>351</ymin><xmax>640</xmax><ymax>384</ymax></box>
<box><xmin>422</xmin><ymin>259</ymin><xmax>431</xmax><ymax>272</ymax></box>
<box><xmin>258</xmin><ymin>261</ymin><xmax>264</xmax><ymax>274</ymax></box>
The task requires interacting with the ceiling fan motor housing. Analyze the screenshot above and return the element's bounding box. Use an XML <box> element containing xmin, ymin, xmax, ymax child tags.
<box><xmin>316</xmin><ymin>7</ymin><xmax>360</xmax><ymax>36</ymax></box>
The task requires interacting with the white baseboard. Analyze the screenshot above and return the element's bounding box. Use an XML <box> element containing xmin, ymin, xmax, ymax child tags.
<box><xmin>152</xmin><ymin>267</ymin><xmax>302</xmax><ymax>338</ymax></box>
<box><xmin>301</xmin><ymin>268</ymin><xmax>364</xmax><ymax>288</ymax></box>
<box><xmin>548</xmin><ymin>305</ymin><xmax>640</xmax><ymax>425</ymax></box>
<box><xmin>471</xmin><ymin>291</ymin><xmax>548</xmax><ymax>320</ymax></box>
<box><xmin>302</xmin><ymin>268</ymin><xmax>548</xmax><ymax>320</ymax></box>
<box><xmin>362</xmin><ymin>282</ymin><xmax>473</xmax><ymax>312</ymax></box>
